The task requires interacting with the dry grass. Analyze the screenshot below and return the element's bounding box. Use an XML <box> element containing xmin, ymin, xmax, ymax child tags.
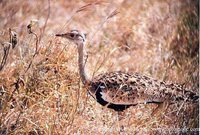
<box><xmin>0</xmin><ymin>0</ymin><xmax>199</xmax><ymax>134</ymax></box>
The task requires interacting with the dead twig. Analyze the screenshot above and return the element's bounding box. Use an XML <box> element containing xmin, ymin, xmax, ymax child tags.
<box><xmin>90</xmin><ymin>9</ymin><xmax>120</xmax><ymax>41</ymax></box>
<box><xmin>0</xmin><ymin>28</ymin><xmax>17</xmax><ymax>71</ymax></box>
<box><xmin>39</xmin><ymin>0</ymin><xmax>51</xmax><ymax>42</ymax></box>
<box><xmin>25</xmin><ymin>22</ymin><xmax>39</xmax><ymax>74</ymax></box>
<box><xmin>0</xmin><ymin>42</ymin><xmax>11</xmax><ymax>71</ymax></box>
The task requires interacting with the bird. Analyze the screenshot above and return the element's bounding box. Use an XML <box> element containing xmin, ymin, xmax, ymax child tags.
<box><xmin>56</xmin><ymin>29</ymin><xmax>198</xmax><ymax>132</ymax></box>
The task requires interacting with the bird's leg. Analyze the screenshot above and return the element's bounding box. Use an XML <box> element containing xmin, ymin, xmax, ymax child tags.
<box><xmin>118</xmin><ymin>111</ymin><xmax>125</xmax><ymax>134</ymax></box>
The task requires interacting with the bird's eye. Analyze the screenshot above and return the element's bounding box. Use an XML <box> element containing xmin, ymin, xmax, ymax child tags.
<box><xmin>70</xmin><ymin>33</ymin><xmax>75</xmax><ymax>38</ymax></box>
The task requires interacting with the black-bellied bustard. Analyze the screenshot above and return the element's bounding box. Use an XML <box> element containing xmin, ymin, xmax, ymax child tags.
<box><xmin>56</xmin><ymin>30</ymin><xmax>198</xmax><ymax>132</ymax></box>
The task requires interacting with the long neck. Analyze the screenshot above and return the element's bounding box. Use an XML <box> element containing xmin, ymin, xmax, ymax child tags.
<box><xmin>77</xmin><ymin>42</ymin><xmax>89</xmax><ymax>85</ymax></box>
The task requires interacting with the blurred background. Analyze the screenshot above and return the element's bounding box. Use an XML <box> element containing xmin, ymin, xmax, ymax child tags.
<box><xmin>0</xmin><ymin>0</ymin><xmax>199</xmax><ymax>134</ymax></box>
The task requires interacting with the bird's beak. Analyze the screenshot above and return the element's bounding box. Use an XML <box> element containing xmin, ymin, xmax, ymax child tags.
<box><xmin>55</xmin><ymin>33</ymin><xmax>69</xmax><ymax>38</ymax></box>
<box><xmin>56</xmin><ymin>33</ymin><xmax>74</xmax><ymax>40</ymax></box>
<box><xmin>55</xmin><ymin>33</ymin><xmax>63</xmax><ymax>37</ymax></box>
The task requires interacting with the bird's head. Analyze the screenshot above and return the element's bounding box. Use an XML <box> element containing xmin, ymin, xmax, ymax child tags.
<box><xmin>56</xmin><ymin>30</ymin><xmax>86</xmax><ymax>45</ymax></box>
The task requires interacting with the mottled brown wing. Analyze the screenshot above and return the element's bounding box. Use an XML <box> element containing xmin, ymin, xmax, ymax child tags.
<box><xmin>92</xmin><ymin>71</ymin><xmax>164</xmax><ymax>105</ymax></box>
<box><xmin>92</xmin><ymin>71</ymin><xmax>198</xmax><ymax>105</ymax></box>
